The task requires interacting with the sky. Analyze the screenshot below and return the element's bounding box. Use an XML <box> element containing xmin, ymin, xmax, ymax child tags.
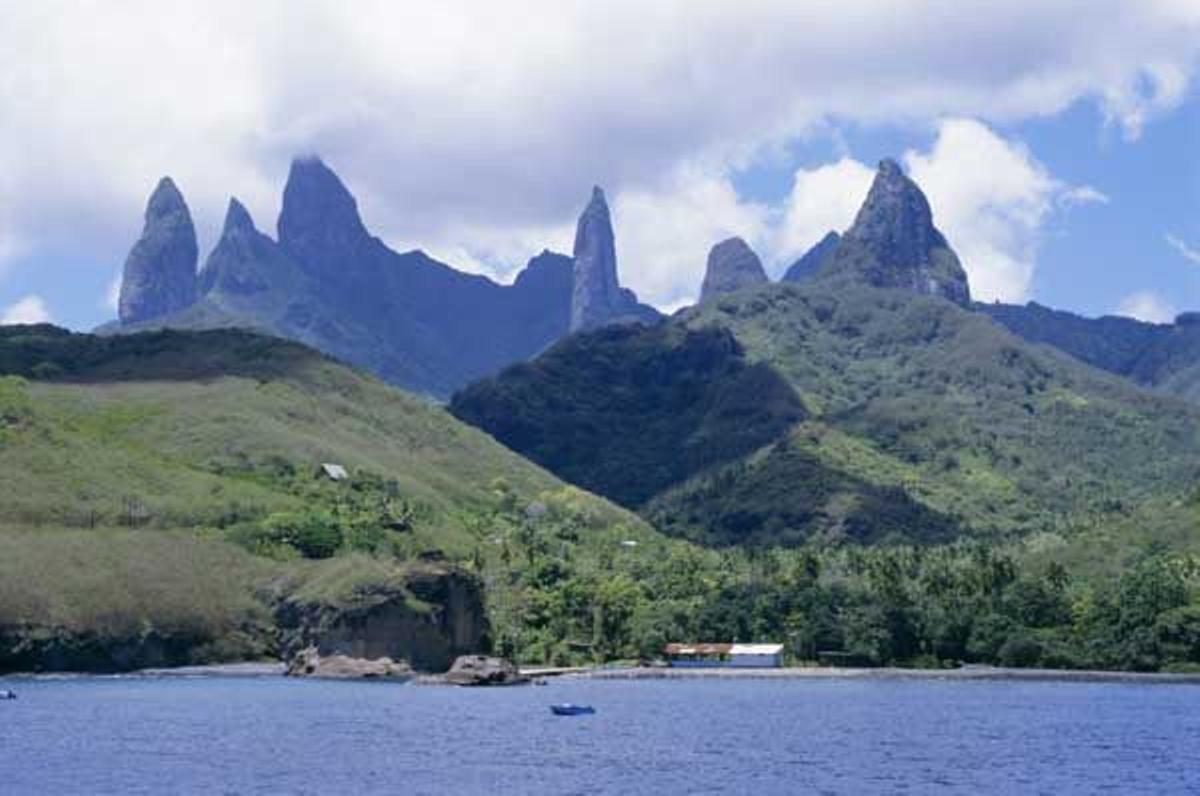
<box><xmin>0</xmin><ymin>1</ymin><xmax>1198</xmax><ymax>329</ymax></box>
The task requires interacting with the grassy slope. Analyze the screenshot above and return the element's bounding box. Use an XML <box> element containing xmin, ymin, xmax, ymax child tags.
<box><xmin>0</xmin><ymin>325</ymin><xmax>649</xmax><ymax>669</ymax></box>
<box><xmin>0</xmin><ymin>326</ymin><xmax>636</xmax><ymax>546</ymax></box>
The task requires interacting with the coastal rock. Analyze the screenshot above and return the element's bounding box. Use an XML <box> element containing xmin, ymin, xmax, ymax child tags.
<box><xmin>824</xmin><ymin>160</ymin><xmax>970</xmax><ymax>306</ymax></box>
<box><xmin>118</xmin><ymin>178</ymin><xmax>199</xmax><ymax>324</ymax></box>
<box><xmin>699</xmin><ymin>237</ymin><xmax>768</xmax><ymax>302</ymax></box>
<box><xmin>569</xmin><ymin>186</ymin><xmax>659</xmax><ymax>331</ymax></box>
<box><xmin>441</xmin><ymin>655</ymin><xmax>528</xmax><ymax>686</ymax></box>
<box><xmin>782</xmin><ymin>231</ymin><xmax>840</xmax><ymax>284</ymax></box>
<box><xmin>285</xmin><ymin>646</ymin><xmax>413</xmax><ymax>679</ymax></box>
<box><xmin>275</xmin><ymin>565</ymin><xmax>490</xmax><ymax>672</ymax></box>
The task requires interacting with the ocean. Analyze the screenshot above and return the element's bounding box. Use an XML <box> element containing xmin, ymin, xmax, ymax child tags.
<box><xmin>2</xmin><ymin>673</ymin><xmax>1198</xmax><ymax>794</ymax></box>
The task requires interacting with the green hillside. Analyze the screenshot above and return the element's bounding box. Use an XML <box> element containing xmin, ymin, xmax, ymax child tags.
<box><xmin>452</xmin><ymin>282</ymin><xmax>1200</xmax><ymax>546</ymax></box>
<box><xmin>4</xmin><ymin>323</ymin><xmax>1200</xmax><ymax>674</ymax></box>
<box><xmin>0</xmin><ymin>324</ymin><xmax>649</xmax><ymax>670</ymax></box>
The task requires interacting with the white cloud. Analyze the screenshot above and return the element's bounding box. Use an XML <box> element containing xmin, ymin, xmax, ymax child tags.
<box><xmin>766</xmin><ymin>119</ymin><xmax>1102</xmax><ymax>304</ymax></box>
<box><xmin>1166</xmin><ymin>233</ymin><xmax>1200</xmax><ymax>266</ymax></box>
<box><xmin>614</xmin><ymin>166</ymin><xmax>770</xmax><ymax>307</ymax></box>
<box><xmin>774</xmin><ymin>158</ymin><xmax>875</xmax><ymax>269</ymax></box>
<box><xmin>0</xmin><ymin>3</ymin><xmax>1197</xmax><ymax>311</ymax></box>
<box><xmin>1</xmin><ymin>295</ymin><xmax>52</xmax><ymax>325</ymax></box>
<box><xmin>1117</xmin><ymin>290</ymin><xmax>1176</xmax><ymax>323</ymax></box>
<box><xmin>1058</xmin><ymin>186</ymin><xmax>1110</xmax><ymax>208</ymax></box>
<box><xmin>904</xmin><ymin>118</ymin><xmax>1102</xmax><ymax>303</ymax></box>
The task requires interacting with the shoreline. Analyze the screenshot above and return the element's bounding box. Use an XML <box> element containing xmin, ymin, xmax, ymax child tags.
<box><xmin>570</xmin><ymin>665</ymin><xmax>1200</xmax><ymax>685</ymax></box>
<box><xmin>5</xmin><ymin>661</ymin><xmax>1200</xmax><ymax>686</ymax></box>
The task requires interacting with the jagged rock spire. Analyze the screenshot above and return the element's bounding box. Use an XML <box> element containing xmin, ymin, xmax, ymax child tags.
<box><xmin>825</xmin><ymin>159</ymin><xmax>970</xmax><ymax>305</ymax></box>
<box><xmin>277</xmin><ymin>156</ymin><xmax>371</xmax><ymax>272</ymax></box>
<box><xmin>222</xmin><ymin>197</ymin><xmax>255</xmax><ymax>235</ymax></box>
<box><xmin>118</xmin><ymin>177</ymin><xmax>198</xmax><ymax>324</ymax></box>
<box><xmin>699</xmin><ymin>237</ymin><xmax>768</xmax><ymax>302</ymax></box>
<box><xmin>570</xmin><ymin>186</ymin><xmax>628</xmax><ymax>331</ymax></box>
<box><xmin>197</xmin><ymin>198</ymin><xmax>283</xmax><ymax>297</ymax></box>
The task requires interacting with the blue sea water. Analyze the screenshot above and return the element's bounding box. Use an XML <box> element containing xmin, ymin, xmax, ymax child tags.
<box><xmin>1</xmin><ymin>674</ymin><xmax>1198</xmax><ymax>795</ymax></box>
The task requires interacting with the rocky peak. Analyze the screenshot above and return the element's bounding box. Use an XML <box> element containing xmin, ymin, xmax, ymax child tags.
<box><xmin>782</xmin><ymin>231</ymin><xmax>841</xmax><ymax>284</ymax></box>
<box><xmin>277</xmin><ymin>157</ymin><xmax>372</xmax><ymax>271</ymax></box>
<box><xmin>699</xmin><ymin>237</ymin><xmax>768</xmax><ymax>302</ymax></box>
<box><xmin>197</xmin><ymin>198</ymin><xmax>278</xmax><ymax>297</ymax></box>
<box><xmin>826</xmin><ymin>159</ymin><xmax>971</xmax><ymax>305</ymax></box>
<box><xmin>117</xmin><ymin>177</ymin><xmax>199</xmax><ymax>324</ymax></box>
<box><xmin>570</xmin><ymin>185</ymin><xmax>628</xmax><ymax>331</ymax></box>
<box><xmin>222</xmin><ymin>197</ymin><xmax>255</xmax><ymax>236</ymax></box>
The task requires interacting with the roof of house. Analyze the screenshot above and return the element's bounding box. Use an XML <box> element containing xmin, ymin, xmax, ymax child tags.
<box><xmin>320</xmin><ymin>463</ymin><xmax>349</xmax><ymax>481</ymax></box>
<box><xmin>664</xmin><ymin>643</ymin><xmax>731</xmax><ymax>656</ymax></box>
<box><xmin>663</xmin><ymin>642</ymin><xmax>783</xmax><ymax>656</ymax></box>
<box><xmin>729</xmin><ymin>643</ymin><xmax>784</xmax><ymax>656</ymax></box>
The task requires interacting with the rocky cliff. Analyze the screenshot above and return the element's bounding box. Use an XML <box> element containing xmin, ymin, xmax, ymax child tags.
<box><xmin>699</xmin><ymin>237</ymin><xmax>768</xmax><ymax>302</ymax></box>
<box><xmin>823</xmin><ymin>160</ymin><xmax>970</xmax><ymax>306</ymax></box>
<box><xmin>117</xmin><ymin>178</ymin><xmax>198</xmax><ymax>324</ymax></box>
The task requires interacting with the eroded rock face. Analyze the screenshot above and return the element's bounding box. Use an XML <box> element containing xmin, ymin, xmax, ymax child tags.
<box><xmin>570</xmin><ymin>186</ymin><xmax>626</xmax><ymax>331</ymax></box>
<box><xmin>569</xmin><ymin>187</ymin><xmax>659</xmax><ymax>331</ymax></box>
<box><xmin>825</xmin><ymin>160</ymin><xmax>970</xmax><ymax>306</ymax></box>
<box><xmin>699</xmin><ymin>237</ymin><xmax>768</xmax><ymax>302</ymax></box>
<box><xmin>285</xmin><ymin>646</ymin><xmax>413</xmax><ymax>679</ymax></box>
<box><xmin>275</xmin><ymin>566</ymin><xmax>490</xmax><ymax>673</ymax></box>
<box><xmin>118</xmin><ymin>178</ymin><xmax>198</xmax><ymax>324</ymax></box>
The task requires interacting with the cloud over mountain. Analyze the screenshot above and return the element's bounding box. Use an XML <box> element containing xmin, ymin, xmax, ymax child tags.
<box><xmin>0</xmin><ymin>1</ymin><xmax>1197</xmax><ymax>315</ymax></box>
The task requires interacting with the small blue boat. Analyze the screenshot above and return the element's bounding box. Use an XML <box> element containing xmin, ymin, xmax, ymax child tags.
<box><xmin>0</xmin><ymin>690</ymin><xmax>16</xmax><ymax>700</ymax></box>
<box><xmin>550</xmin><ymin>703</ymin><xmax>595</xmax><ymax>716</ymax></box>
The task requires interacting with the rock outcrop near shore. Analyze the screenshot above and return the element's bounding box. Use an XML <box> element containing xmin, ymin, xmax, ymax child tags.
<box><xmin>439</xmin><ymin>655</ymin><xmax>528</xmax><ymax>686</ymax></box>
<box><xmin>285</xmin><ymin>646</ymin><xmax>413</xmax><ymax>679</ymax></box>
<box><xmin>276</xmin><ymin>565</ymin><xmax>490</xmax><ymax>673</ymax></box>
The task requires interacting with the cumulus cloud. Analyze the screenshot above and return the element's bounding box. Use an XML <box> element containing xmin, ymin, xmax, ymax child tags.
<box><xmin>1117</xmin><ymin>290</ymin><xmax>1176</xmax><ymax>323</ymax></box>
<box><xmin>903</xmin><ymin>118</ymin><xmax>1104</xmax><ymax>303</ymax></box>
<box><xmin>768</xmin><ymin>119</ymin><xmax>1103</xmax><ymax>304</ymax></box>
<box><xmin>1166</xmin><ymin>233</ymin><xmax>1200</xmax><ymax>266</ymax></box>
<box><xmin>614</xmin><ymin>166</ymin><xmax>770</xmax><ymax>306</ymax></box>
<box><xmin>1</xmin><ymin>295</ymin><xmax>52</xmax><ymax>325</ymax></box>
<box><xmin>0</xmin><ymin>2</ymin><xmax>1197</xmax><ymax>310</ymax></box>
<box><xmin>773</xmin><ymin>159</ymin><xmax>875</xmax><ymax>270</ymax></box>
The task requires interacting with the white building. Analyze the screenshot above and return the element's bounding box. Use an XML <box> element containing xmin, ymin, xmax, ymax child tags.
<box><xmin>664</xmin><ymin>642</ymin><xmax>784</xmax><ymax>668</ymax></box>
<box><xmin>728</xmin><ymin>643</ymin><xmax>784</xmax><ymax>668</ymax></box>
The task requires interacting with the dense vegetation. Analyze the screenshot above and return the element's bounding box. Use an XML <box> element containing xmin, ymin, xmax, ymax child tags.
<box><xmin>470</xmin><ymin>478</ymin><xmax>1200</xmax><ymax>672</ymax></box>
<box><xmin>979</xmin><ymin>301</ymin><xmax>1200</xmax><ymax>403</ymax></box>
<box><xmin>454</xmin><ymin>283</ymin><xmax>1200</xmax><ymax>547</ymax></box>
<box><xmin>451</xmin><ymin>324</ymin><xmax>805</xmax><ymax>507</ymax></box>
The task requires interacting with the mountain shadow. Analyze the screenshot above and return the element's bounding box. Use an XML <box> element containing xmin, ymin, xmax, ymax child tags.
<box><xmin>450</xmin><ymin>323</ymin><xmax>807</xmax><ymax>508</ymax></box>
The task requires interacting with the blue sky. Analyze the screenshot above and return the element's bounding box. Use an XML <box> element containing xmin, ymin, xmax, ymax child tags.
<box><xmin>1</xmin><ymin>2</ymin><xmax>1198</xmax><ymax>328</ymax></box>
